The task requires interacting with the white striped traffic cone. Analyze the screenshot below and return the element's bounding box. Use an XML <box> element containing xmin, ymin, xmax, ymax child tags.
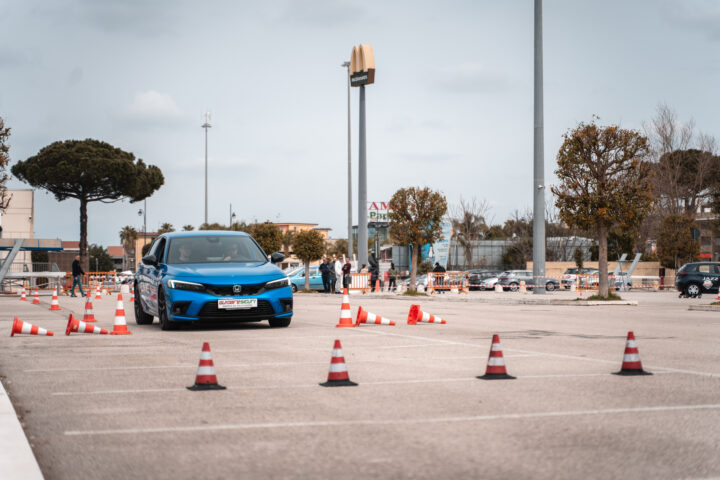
<box><xmin>477</xmin><ymin>334</ymin><xmax>515</xmax><ymax>380</ymax></box>
<box><xmin>407</xmin><ymin>305</ymin><xmax>446</xmax><ymax>325</ymax></box>
<box><xmin>187</xmin><ymin>342</ymin><xmax>226</xmax><ymax>390</ymax></box>
<box><xmin>129</xmin><ymin>286</ymin><xmax>135</xmax><ymax>302</ymax></box>
<box><xmin>336</xmin><ymin>288</ymin><xmax>354</xmax><ymax>327</ymax></box>
<box><xmin>19</xmin><ymin>285</ymin><xmax>27</xmax><ymax>301</ymax></box>
<box><xmin>613</xmin><ymin>331</ymin><xmax>652</xmax><ymax>376</ymax></box>
<box><xmin>31</xmin><ymin>289</ymin><xmax>40</xmax><ymax>304</ymax></box>
<box><xmin>356</xmin><ymin>306</ymin><xmax>395</xmax><ymax>326</ymax></box>
<box><xmin>49</xmin><ymin>287</ymin><xmax>61</xmax><ymax>311</ymax></box>
<box><xmin>82</xmin><ymin>291</ymin><xmax>96</xmax><ymax>323</ymax></box>
<box><xmin>95</xmin><ymin>285</ymin><xmax>102</xmax><ymax>300</ymax></box>
<box><xmin>11</xmin><ymin>316</ymin><xmax>54</xmax><ymax>336</ymax></box>
<box><xmin>65</xmin><ymin>314</ymin><xmax>108</xmax><ymax>335</ymax></box>
<box><xmin>319</xmin><ymin>339</ymin><xmax>357</xmax><ymax>387</ymax></box>
<box><xmin>110</xmin><ymin>293</ymin><xmax>131</xmax><ymax>335</ymax></box>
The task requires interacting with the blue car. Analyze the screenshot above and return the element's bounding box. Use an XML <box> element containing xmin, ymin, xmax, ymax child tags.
<box><xmin>134</xmin><ymin>231</ymin><xmax>292</xmax><ymax>330</ymax></box>
<box><xmin>288</xmin><ymin>266</ymin><xmax>324</xmax><ymax>292</ymax></box>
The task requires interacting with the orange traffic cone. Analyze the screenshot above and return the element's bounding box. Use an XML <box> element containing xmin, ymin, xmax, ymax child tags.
<box><xmin>65</xmin><ymin>314</ymin><xmax>108</xmax><ymax>335</ymax></box>
<box><xmin>356</xmin><ymin>306</ymin><xmax>395</xmax><ymax>326</ymax></box>
<box><xmin>82</xmin><ymin>292</ymin><xmax>96</xmax><ymax>323</ymax></box>
<box><xmin>374</xmin><ymin>279</ymin><xmax>381</xmax><ymax>293</ymax></box>
<box><xmin>95</xmin><ymin>285</ymin><xmax>102</xmax><ymax>300</ymax></box>
<box><xmin>187</xmin><ymin>342</ymin><xmax>226</xmax><ymax>390</ymax></box>
<box><xmin>19</xmin><ymin>285</ymin><xmax>27</xmax><ymax>301</ymax></box>
<box><xmin>11</xmin><ymin>316</ymin><xmax>54</xmax><ymax>336</ymax></box>
<box><xmin>477</xmin><ymin>334</ymin><xmax>515</xmax><ymax>380</ymax></box>
<box><xmin>32</xmin><ymin>289</ymin><xmax>40</xmax><ymax>305</ymax></box>
<box><xmin>49</xmin><ymin>287</ymin><xmax>61</xmax><ymax>311</ymax></box>
<box><xmin>110</xmin><ymin>293</ymin><xmax>131</xmax><ymax>335</ymax></box>
<box><xmin>613</xmin><ymin>331</ymin><xmax>652</xmax><ymax>376</ymax></box>
<box><xmin>319</xmin><ymin>339</ymin><xmax>357</xmax><ymax>387</ymax></box>
<box><xmin>716</xmin><ymin>289</ymin><xmax>720</xmax><ymax>301</ymax></box>
<box><xmin>406</xmin><ymin>304</ymin><xmax>446</xmax><ymax>325</ymax></box>
<box><xmin>336</xmin><ymin>289</ymin><xmax>355</xmax><ymax>327</ymax></box>
<box><xmin>129</xmin><ymin>286</ymin><xmax>135</xmax><ymax>303</ymax></box>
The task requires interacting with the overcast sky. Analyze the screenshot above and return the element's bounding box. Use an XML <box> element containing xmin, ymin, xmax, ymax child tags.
<box><xmin>1</xmin><ymin>0</ymin><xmax>719</xmax><ymax>247</ymax></box>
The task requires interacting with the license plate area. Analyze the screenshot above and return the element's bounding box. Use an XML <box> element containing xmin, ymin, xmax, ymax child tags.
<box><xmin>218</xmin><ymin>298</ymin><xmax>257</xmax><ymax>310</ymax></box>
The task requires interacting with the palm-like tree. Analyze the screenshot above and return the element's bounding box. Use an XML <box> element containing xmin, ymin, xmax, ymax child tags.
<box><xmin>158</xmin><ymin>222</ymin><xmax>175</xmax><ymax>234</ymax></box>
<box><xmin>119</xmin><ymin>226</ymin><xmax>138</xmax><ymax>271</ymax></box>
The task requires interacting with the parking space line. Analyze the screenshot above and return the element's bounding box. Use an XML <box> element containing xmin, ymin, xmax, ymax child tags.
<box><xmin>51</xmin><ymin>371</ymin><xmax>676</xmax><ymax>396</ymax></box>
<box><xmin>64</xmin><ymin>403</ymin><xmax>720</xmax><ymax>436</ymax></box>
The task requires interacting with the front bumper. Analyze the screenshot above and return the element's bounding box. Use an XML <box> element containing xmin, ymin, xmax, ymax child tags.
<box><xmin>165</xmin><ymin>286</ymin><xmax>293</xmax><ymax>322</ymax></box>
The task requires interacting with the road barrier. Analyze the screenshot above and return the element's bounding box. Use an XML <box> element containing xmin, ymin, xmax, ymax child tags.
<box><xmin>348</xmin><ymin>272</ymin><xmax>372</xmax><ymax>293</ymax></box>
<box><xmin>427</xmin><ymin>272</ymin><xmax>469</xmax><ymax>294</ymax></box>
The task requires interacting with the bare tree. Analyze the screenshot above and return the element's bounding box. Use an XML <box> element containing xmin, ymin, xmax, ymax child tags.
<box><xmin>449</xmin><ymin>197</ymin><xmax>489</xmax><ymax>268</ymax></box>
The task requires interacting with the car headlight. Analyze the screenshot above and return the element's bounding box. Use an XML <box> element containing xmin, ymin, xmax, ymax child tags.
<box><xmin>265</xmin><ymin>277</ymin><xmax>290</xmax><ymax>290</ymax></box>
<box><xmin>167</xmin><ymin>279</ymin><xmax>205</xmax><ymax>292</ymax></box>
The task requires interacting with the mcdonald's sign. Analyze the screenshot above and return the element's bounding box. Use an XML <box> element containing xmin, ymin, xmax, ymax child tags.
<box><xmin>350</xmin><ymin>44</ymin><xmax>375</xmax><ymax>87</ymax></box>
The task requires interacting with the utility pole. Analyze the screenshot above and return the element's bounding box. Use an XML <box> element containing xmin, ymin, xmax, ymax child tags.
<box><xmin>342</xmin><ymin>61</ymin><xmax>353</xmax><ymax>261</ymax></box>
<box><xmin>358</xmin><ymin>84</ymin><xmax>367</xmax><ymax>268</ymax></box>
<box><xmin>202</xmin><ymin>111</ymin><xmax>212</xmax><ymax>225</ymax></box>
<box><xmin>533</xmin><ymin>0</ymin><xmax>546</xmax><ymax>294</ymax></box>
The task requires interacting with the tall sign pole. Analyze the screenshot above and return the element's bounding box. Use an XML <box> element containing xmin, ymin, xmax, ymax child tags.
<box><xmin>342</xmin><ymin>61</ymin><xmax>353</xmax><ymax>261</ymax></box>
<box><xmin>349</xmin><ymin>44</ymin><xmax>375</xmax><ymax>268</ymax></box>
<box><xmin>202</xmin><ymin>111</ymin><xmax>211</xmax><ymax>225</ymax></box>
<box><xmin>533</xmin><ymin>0</ymin><xmax>546</xmax><ymax>294</ymax></box>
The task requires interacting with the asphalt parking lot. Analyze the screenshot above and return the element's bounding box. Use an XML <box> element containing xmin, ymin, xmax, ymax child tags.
<box><xmin>1</xmin><ymin>290</ymin><xmax>719</xmax><ymax>480</ymax></box>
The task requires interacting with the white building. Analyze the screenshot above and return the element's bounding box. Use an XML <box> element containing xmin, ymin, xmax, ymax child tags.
<box><xmin>0</xmin><ymin>189</ymin><xmax>34</xmax><ymax>265</ymax></box>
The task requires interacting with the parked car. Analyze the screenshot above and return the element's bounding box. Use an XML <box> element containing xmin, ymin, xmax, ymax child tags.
<box><xmin>402</xmin><ymin>274</ymin><xmax>427</xmax><ymax>288</ymax></box>
<box><xmin>480</xmin><ymin>272</ymin><xmax>507</xmax><ymax>291</ymax></box>
<box><xmin>468</xmin><ymin>269</ymin><xmax>502</xmax><ymax>291</ymax></box>
<box><xmin>561</xmin><ymin>268</ymin><xmax>600</xmax><ymax>289</ymax></box>
<box><xmin>498</xmin><ymin>270</ymin><xmax>559</xmax><ymax>292</ymax></box>
<box><xmin>675</xmin><ymin>262</ymin><xmax>720</xmax><ymax>297</ymax></box>
<box><xmin>134</xmin><ymin>231</ymin><xmax>292</xmax><ymax>330</ymax></box>
<box><xmin>288</xmin><ymin>266</ymin><xmax>323</xmax><ymax>292</ymax></box>
<box><xmin>578</xmin><ymin>270</ymin><xmax>634</xmax><ymax>291</ymax></box>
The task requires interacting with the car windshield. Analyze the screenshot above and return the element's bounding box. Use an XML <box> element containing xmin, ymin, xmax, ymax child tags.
<box><xmin>166</xmin><ymin>236</ymin><xmax>266</xmax><ymax>264</ymax></box>
<box><xmin>565</xmin><ymin>268</ymin><xmax>578</xmax><ymax>274</ymax></box>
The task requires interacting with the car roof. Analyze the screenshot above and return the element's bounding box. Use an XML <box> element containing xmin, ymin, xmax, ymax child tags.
<box><xmin>161</xmin><ymin>230</ymin><xmax>251</xmax><ymax>239</ymax></box>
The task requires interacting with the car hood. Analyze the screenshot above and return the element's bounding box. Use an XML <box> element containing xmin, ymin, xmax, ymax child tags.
<box><xmin>165</xmin><ymin>262</ymin><xmax>284</xmax><ymax>284</ymax></box>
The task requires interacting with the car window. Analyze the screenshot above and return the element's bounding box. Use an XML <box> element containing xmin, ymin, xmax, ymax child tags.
<box><xmin>166</xmin><ymin>236</ymin><xmax>266</xmax><ymax>264</ymax></box>
<box><xmin>698</xmin><ymin>264</ymin><xmax>712</xmax><ymax>274</ymax></box>
<box><xmin>155</xmin><ymin>238</ymin><xmax>167</xmax><ymax>264</ymax></box>
<box><xmin>712</xmin><ymin>265</ymin><xmax>720</xmax><ymax>274</ymax></box>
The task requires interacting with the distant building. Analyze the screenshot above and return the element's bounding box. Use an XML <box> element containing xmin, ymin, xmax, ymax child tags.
<box><xmin>0</xmin><ymin>189</ymin><xmax>34</xmax><ymax>266</ymax></box>
<box><xmin>133</xmin><ymin>231</ymin><xmax>158</xmax><ymax>270</ymax></box>
<box><xmin>107</xmin><ymin>246</ymin><xmax>124</xmax><ymax>271</ymax></box>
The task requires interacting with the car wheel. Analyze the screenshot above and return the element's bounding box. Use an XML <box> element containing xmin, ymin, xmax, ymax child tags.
<box><xmin>269</xmin><ymin>316</ymin><xmax>292</xmax><ymax>328</ymax></box>
<box><xmin>291</xmin><ymin>284</ymin><xmax>298</xmax><ymax>293</ymax></box>
<box><xmin>545</xmin><ymin>282</ymin><xmax>556</xmax><ymax>292</ymax></box>
<box><xmin>134</xmin><ymin>285</ymin><xmax>154</xmax><ymax>325</ymax></box>
<box><xmin>685</xmin><ymin>283</ymin><xmax>701</xmax><ymax>297</ymax></box>
<box><xmin>157</xmin><ymin>288</ymin><xmax>177</xmax><ymax>331</ymax></box>
<box><xmin>509</xmin><ymin>282</ymin><xmax>519</xmax><ymax>292</ymax></box>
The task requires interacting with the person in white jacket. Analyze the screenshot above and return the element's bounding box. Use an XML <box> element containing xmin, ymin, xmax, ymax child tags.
<box><xmin>334</xmin><ymin>256</ymin><xmax>344</xmax><ymax>293</ymax></box>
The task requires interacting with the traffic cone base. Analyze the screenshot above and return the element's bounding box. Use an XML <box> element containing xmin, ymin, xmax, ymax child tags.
<box><xmin>188</xmin><ymin>342</ymin><xmax>226</xmax><ymax>391</ymax></box>
<box><xmin>32</xmin><ymin>289</ymin><xmax>40</xmax><ymax>304</ymax></box>
<box><xmin>11</xmin><ymin>317</ymin><xmax>54</xmax><ymax>336</ymax></box>
<box><xmin>336</xmin><ymin>288</ymin><xmax>355</xmax><ymax>327</ymax></box>
<box><xmin>613</xmin><ymin>331</ymin><xmax>652</xmax><ymax>376</ymax></box>
<box><xmin>65</xmin><ymin>314</ymin><xmax>108</xmax><ymax>335</ymax></box>
<box><xmin>320</xmin><ymin>339</ymin><xmax>358</xmax><ymax>387</ymax></box>
<box><xmin>356</xmin><ymin>306</ymin><xmax>395</xmax><ymax>326</ymax></box>
<box><xmin>477</xmin><ymin>372</ymin><xmax>516</xmax><ymax>380</ymax></box>
<box><xmin>407</xmin><ymin>304</ymin><xmax>446</xmax><ymax>325</ymax></box>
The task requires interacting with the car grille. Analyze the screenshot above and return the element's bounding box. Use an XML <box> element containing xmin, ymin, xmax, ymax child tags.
<box><xmin>203</xmin><ymin>283</ymin><xmax>265</xmax><ymax>296</ymax></box>
<box><xmin>198</xmin><ymin>300</ymin><xmax>275</xmax><ymax>321</ymax></box>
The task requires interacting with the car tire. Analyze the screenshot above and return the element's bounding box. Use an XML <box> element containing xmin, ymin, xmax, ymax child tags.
<box><xmin>134</xmin><ymin>285</ymin><xmax>154</xmax><ymax>325</ymax></box>
<box><xmin>509</xmin><ymin>282</ymin><xmax>519</xmax><ymax>292</ymax></box>
<box><xmin>545</xmin><ymin>282</ymin><xmax>556</xmax><ymax>292</ymax></box>
<box><xmin>157</xmin><ymin>288</ymin><xmax>177</xmax><ymax>331</ymax></box>
<box><xmin>685</xmin><ymin>283</ymin><xmax>701</xmax><ymax>297</ymax></box>
<box><xmin>269</xmin><ymin>316</ymin><xmax>292</xmax><ymax>328</ymax></box>
<box><xmin>291</xmin><ymin>284</ymin><xmax>298</xmax><ymax>293</ymax></box>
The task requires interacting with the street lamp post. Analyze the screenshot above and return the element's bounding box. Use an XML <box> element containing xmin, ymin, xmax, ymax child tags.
<box><xmin>532</xmin><ymin>0</ymin><xmax>546</xmax><ymax>294</ymax></box>
<box><xmin>202</xmin><ymin>111</ymin><xmax>212</xmax><ymax>225</ymax></box>
<box><xmin>229</xmin><ymin>203</ymin><xmax>236</xmax><ymax>228</ymax></box>
<box><xmin>342</xmin><ymin>61</ymin><xmax>353</xmax><ymax>262</ymax></box>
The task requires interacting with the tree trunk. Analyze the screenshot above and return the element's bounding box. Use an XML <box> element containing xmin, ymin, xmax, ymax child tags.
<box><xmin>410</xmin><ymin>245</ymin><xmax>418</xmax><ymax>292</ymax></box>
<box><xmin>79</xmin><ymin>197</ymin><xmax>89</xmax><ymax>270</ymax></box>
<box><xmin>597</xmin><ymin>224</ymin><xmax>609</xmax><ymax>298</ymax></box>
<box><xmin>304</xmin><ymin>260</ymin><xmax>310</xmax><ymax>291</ymax></box>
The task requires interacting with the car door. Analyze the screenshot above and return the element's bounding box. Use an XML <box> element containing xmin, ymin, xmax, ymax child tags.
<box><xmin>697</xmin><ymin>263</ymin><xmax>718</xmax><ymax>293</ymax></box>
<box><xmin>309</xmin><ymin>267</ymin><xmax>324</xmax><ymax>290</ymax></box>
<box><xmin>143</xmin><ymin>237</ymin><xmax>167</xmax><ymax>315</ymax></box>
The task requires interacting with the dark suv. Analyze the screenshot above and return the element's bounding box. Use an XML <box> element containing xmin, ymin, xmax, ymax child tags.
<box><xmin>675</xmin><ymin>262</ymin><xmax>720</xmax><ymax>298</ymax></box>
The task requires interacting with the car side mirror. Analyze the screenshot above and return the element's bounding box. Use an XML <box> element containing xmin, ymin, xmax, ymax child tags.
<box><xmin>270</xmin><ymin>252</ymin><xmax>285</xmax><ymax>264</ymax></box>
<box><xmin>142</xmin><ymin>254</ymin><xmax>157</xmax><ymax>266</ymax></box>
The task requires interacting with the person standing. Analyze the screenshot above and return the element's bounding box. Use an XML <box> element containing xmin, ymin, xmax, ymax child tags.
<box><xmin>328</xmin><ymin>257</ymin><xmax>337</xmax><ymax>294</ymax></box>
<box><xmin>388</xmin><ymin>262</ymin><xmax>397</xmax><ymax>292</ymax></box>
<box><xmin>342</xmin><ymin>258</ymin><xmax>352</xmax><ymax>289</ymax></box>
<box><xmin>70</xmin><ymin>255</ymin><xmax>85</xmax><ymax>297</ymax></box>
<box><xmin>319</xmin><ymin>257</ymin><xmax>330</xmax><ymax>293</ymax></box>
<box><xmin>433</xmin><ymin>262</ymin><xmax>446</xmax><ymax>293</ymax></box>
<box><xmin>334</xmin><ymin>256</ymin><xmax>344</xmax><ymax>293</ymax></box>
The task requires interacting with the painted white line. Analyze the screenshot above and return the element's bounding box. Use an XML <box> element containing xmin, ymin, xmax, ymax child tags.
<box><xmin>64</xmin><ymin>403</ymin><xmax>720</xmax><ymax>436</ymax></box>
<box><xmin>51</xmin><ymin>371</ymin><xmax>677</xmax><ymax>396</ymax></box>
<box><xmin>26</xmin><ymin>361</ymin><xmax>328</xmax><ymax>373</ymax></box>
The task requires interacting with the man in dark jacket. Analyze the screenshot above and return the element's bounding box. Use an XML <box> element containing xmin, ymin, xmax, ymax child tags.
<box><xmin>319</xmin><ymin>257</ymin><xmax>330</xmax><ymax>293</ymax></box>
<box><xmin>71</xmin><ymin>255</ymin><xmax>85</xmax><ymax>297</ymax></box>
<box><xmin>433</xmin><ymin>262</ymin><xmax>446</xmax><ymax>293</ymax></box>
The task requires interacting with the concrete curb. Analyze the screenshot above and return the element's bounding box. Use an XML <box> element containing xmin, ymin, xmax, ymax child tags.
<box><xmin>363</xmin><ymin>294</ymin><xmax>638</xmax><ymax>306</ymax></box>
<box><xmin>688</xmin><ymin>305</ymin><xmax>720</xmax><ymax>312</ymax></box>
<box><xmin>0</xmin><ymin>379</ymin><xmax>44</xmax><ymax>480</ymax></box>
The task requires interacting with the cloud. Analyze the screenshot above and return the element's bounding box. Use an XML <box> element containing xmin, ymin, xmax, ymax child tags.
<box><xmin>78</xmin><ymin>0</ymin><xmax>184</xmax><ymax>37</ymax></box>
<box><xmin>277</xmin><ymin>0</ymin><xmax>367</xmax><ymax>27</ymax></box>
<box><xmin>435</xmin><ymin>63</ymin><xmax>515</xmax><ymax>94</ymax></box>
<box><xmin>123</xmin><ymin>90</ymin><xmax>183</xmax><ymax>123</ymax></box>
<box><xmin>664</xmin><ymin>0</ymin><xmax>720</xmax><ymax>42</ymax></box>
